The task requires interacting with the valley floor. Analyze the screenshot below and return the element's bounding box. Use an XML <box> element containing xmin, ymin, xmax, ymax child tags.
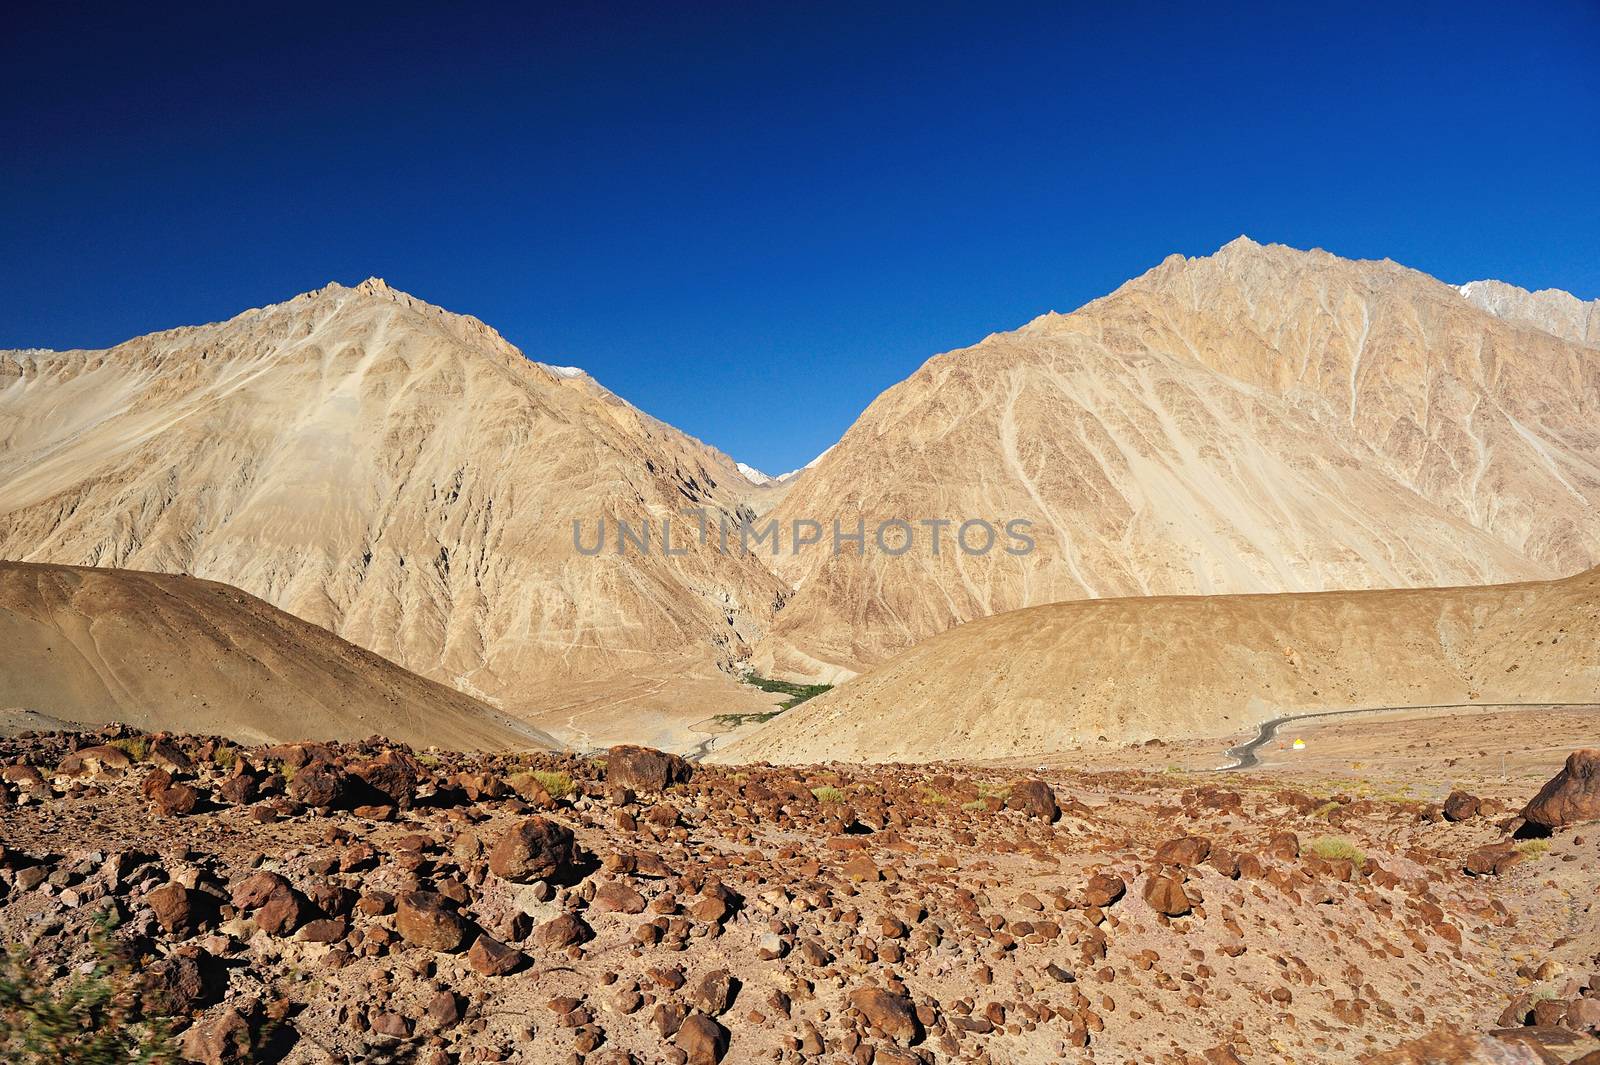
<box><xmin>1</xmin><ymin>725</ymin><xmax>1598</xmax><ymax>1063</ymax></box>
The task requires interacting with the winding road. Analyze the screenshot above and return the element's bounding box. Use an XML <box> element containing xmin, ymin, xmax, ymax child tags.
<box><xmin>1217</xmin><ymin>702</ymin><xmax>1598</xmax><ymax>771</ymax></box>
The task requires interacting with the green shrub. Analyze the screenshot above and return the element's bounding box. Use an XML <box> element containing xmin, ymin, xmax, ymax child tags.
<box><xmin>527</xmin><ymin>770</ymin><xmax>574</xmax><ymax>799</ymax></box>
<box><xmin>1307</xmin><ymin>835</ymin><xmax>1365</xmax><ymax>863</ymax></box>
<box><xmin>811</xmin><ymin>786</ymin><xmax>846</xmax><ymax>804</ymax></box>
<box><xmin>1516</xmin><ymin>838</ymin><xmax>1551</xmax><ymax>858</ymax></box>
<box><xmin>108</xmin><ymin>738</ymin><xmax>149</xmax><ymax>763</ymax></box>
<box><xmin>0</xmin><ymin>919</ymin><xmax>178</xmax><ymax>1063</ymax></box>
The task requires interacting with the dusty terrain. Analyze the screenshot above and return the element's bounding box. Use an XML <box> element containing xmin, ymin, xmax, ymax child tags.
<box><xmin>2</xmin><ymin>727</ymin><xmax>1598</xmax><ymax>1064</ymax></box>
<box><xmin>723</xmin><ymin>566</ymin><xmax>1600</xmax><ymax>764</ymax></box>
<box><xmin>758</xmin><ymin>239</ymin><xmax>1600</xmax><ymax>680</ymax></box>
<box><xmin>0</xmin><ymin>561</ymin><xmax>552</xmax><ymax>751</ymax></box>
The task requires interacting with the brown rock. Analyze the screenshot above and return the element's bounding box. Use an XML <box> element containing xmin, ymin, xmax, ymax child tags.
<box><xmin>606</xmin><ymin>744</ymin><xmax>691</xmax><ymax>792</ymax></box>
<box><xmin>1006</xmin><ymin>779</ymin><xmax>1060</xmax><ymax>821</ymax></box>
<box><xmin>1442</xmin><ymin>790</ymin><xmax>1481</xmax><ymax>822</ymax></box>
<box><xmin>179</xmin><ymin>1007</ymin><xmax>253</xmax><ymax>1064</ymax></box>
<box><xmin>395</xmin><ymin>891</ymin><xmax>466</xmax><ymax>952</ymax></box>
<box><xmin>1142</xmin><ymin>873</ymin><xmax>1192</xmax><ymax>916</ymax></box>
<box><xmin>848</xmin><ymin>985</ymin><xmax>919</xmax><ymax>1044</ymax></box>
<box><xmin>488</xmin><ymin>816</ymin><xmax>579</xmax><ymax>882</ymax></box>
<box><xmin>675</xmin><ymin>1012</ymin><xmax>728</xmax><ymax>1064</ymax></box>
<box><xmin>1083</xmin><ymin>873</ymin><xmax>1125</xmax><ymax>908</ymax></box>
<box><xmin>146</xmin><ymin>880</ymin><xmax>196</xmax><ymax>935</ymax></box>
<box><xmin>468</xmin><ymin>933</ymin><xmax>527</xmax><ymax>975</ymax></box>
<box><xmin>1155</xmin><ymin>836</ymin><xmax>1211</xmax><ymax>867</ymax></box>
<box><xmin>533</xmin><ymin>912</ymin><xmax>592</xmax><ymax>949</ymax></box>
<box><xmin>1522</xmin><ymin>749</ymin><xmax>1600</xmax><ymax>830</ymax></box>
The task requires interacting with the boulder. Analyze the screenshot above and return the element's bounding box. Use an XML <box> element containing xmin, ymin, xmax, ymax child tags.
<box><xmin>1142</xmin><ymin>873</ymin><xmax>1192</xmax><ymax>916</ymax></box>
<box><xmin>286</xmin><ymin>760</ymin><xmax>348</xmax><ymax>808</ymax></box>
<box><xmin>395</xmin><ymin>891</ymin><xmax>466</xmax><ymax>952</ymax></box>
<box><xmin>848</xmin><ymin>985</ymin><xmax>919</xmax><ymax>1044</ymax></box>
<box><xmin>675</xmin><ymin>1012</ymin><xmax>729</xmax><ymax>1064</ymax></box>
<box><xmin>1442</xmin><ymin>790</ymin><xmax>1480</xmax><ymax>822</ymax></box>
<box><xmin>1005</xmin><ymin>779</ymin><xmax>1060</xmax><ymax>821</ymax></box>
<box><xmin>1083</xmin><ymin>873</ymin><xmax>1125</xmax><ymax>908</ymax></box>
<box><xmin>605</xmin><ymin>745</ymin><xmax>691</xmax><ymax>793</ymax></box>
<box><xmin>488</xmin><ymin>817</ymin><xmax>579</xmax><ymax>882</ymax></box>
<box><xmin>1521</xmin><ymin>749</ymin><xmax>1600</xmax><ymax>830</ymax></box>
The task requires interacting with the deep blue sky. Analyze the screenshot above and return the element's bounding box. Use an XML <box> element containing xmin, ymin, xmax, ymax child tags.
<box><xmin>4</xmin><ymin>2</ymin><xmax>1598</xmax><ymax>473</ymax></box>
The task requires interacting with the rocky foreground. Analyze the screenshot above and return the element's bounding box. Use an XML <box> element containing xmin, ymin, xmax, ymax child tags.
<box><xmin>1</xmin><ymin>729</ymin><xmax>1598</xmax><ymax>1064</ymax></box>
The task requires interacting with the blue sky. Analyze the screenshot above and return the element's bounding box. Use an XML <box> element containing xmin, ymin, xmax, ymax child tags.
<box><xmin>4</xmin><ymin>1</ymin><xmax>1598</xmax><ymax>473</ymax></box>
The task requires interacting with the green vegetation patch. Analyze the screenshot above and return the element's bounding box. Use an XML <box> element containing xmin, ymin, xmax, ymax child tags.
<box><xmin>1307</xmin><ymin>835</ymin><xmax>1366</xmax><ymax>863</ymax></box>
<box><xmin>742</xmin><ymin>674</ymin><xmax>834</xmax><ymax>710</ymax></box>
<box><xmin>811</xmin><ymin>786</ymin><xmax>847</xmax><ymax>804</ymax></box>
<box><xmin>0</xmin><ymin>919</ymin><xmax>178</xmax><ymax>1063</ymax></box>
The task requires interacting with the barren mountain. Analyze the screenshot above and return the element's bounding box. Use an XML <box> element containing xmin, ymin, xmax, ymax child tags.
<box><xmin>757</xmin><ymin>239</ymin><xmax>1600</xmax><ymax>679</ymax></box>
<box><xmin>0</xmin><ymin>562</ymin><xmax>551</xmax><ymax>749</ymax></box>
<box><xmin>0</xmin><ymin>280</ymin><xmax>788</xmax><ymax>738</ymax></box>
<box><xmin>1460</xmin><ymin>278</ymin><xmax>1600</xmax><ymax>348</ymax></box>
<box><xmin>721</xmin><ymin>566</ymin><xmax>1600</xmax><ymax>764</ymax></box>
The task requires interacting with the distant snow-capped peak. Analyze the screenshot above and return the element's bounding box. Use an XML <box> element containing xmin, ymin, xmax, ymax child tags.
<box><xmin>736</xmin><ymin>462</ymin><xmax>772</xmax><ymax>484</ymax></box>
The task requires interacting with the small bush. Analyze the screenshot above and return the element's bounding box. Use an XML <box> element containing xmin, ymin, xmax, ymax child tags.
<box><xmin>811</xmin><ymin>786</ymin><xmax>846</xmax><ymax>804</ymax></box>
<box><xmin>960</xmin><ymin>799</ymin><xmax>988</xmax><ymax>812</ymax></box>
<box><xmin>108</xmin><ymin>738</ymin><xmax>149</xmax><ymax>763</ymax></box>
<box><xmin>209</xmin><ymin>746</ymin><xmax>238</xmax><ymax>771</ymax></box>
<box><xmin>528</xmin><ymin>770</ymin><xmax>574</xmax><ymax>799</ymax></box>
<box><xmin>1516</xmin><ymin>838</ymin><xmax>1551</xmax><ymax>858</ymax></box>
<box><xmin>1307</xmin><ymin>835</ymin><xmax>1365</xmax><ymax>863</ymax></box>
<box><xmin>0</xmin><ymin>919</ymin><xmax>178</xmax><ymax>1063</ymax></box>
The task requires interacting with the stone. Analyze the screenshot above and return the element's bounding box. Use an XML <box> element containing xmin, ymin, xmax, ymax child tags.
<box><xmin>468</xmin><ymin>933</ymin><xmax>527</xmax><ymax>975</ymax></box>
<box><xmin>674</xmin><ymin>1012</ymin><xmax>728</xmax><ymax>1064</ymax></box>
<box><xmin>689</xmin><ymin>968</ymin><xmax>736</xmax><ymax>1015</ymax></box>
<box><xmin>1442</xmin><ymin>790</ymin><xmax>1480</xmax><ymax>822</ymax></box>
<box><xmin>848</xmin><ymin>985</ymin><xmax>919</xmax><ymax>1044</ymax></box>
<box><xmin>1006</xmin><ymin>779</ymin><xmax>1060</xmax><ymax>821</ymax></box>
<box><xmin>1154</xmin><ymin>836</ymin><xmax>1211</xmax><ymax>867</ymax></box>
<box><xmin>533</xmin><ymin>912</ymin><xmax>592</xmax><ymax>949</ymax></box>
<box><xmin>488</xmin><ymin>816</ymin><xmax>579</xmax><ymax>882</ymax></box>
<box><xmin>180</xmin><ymin>1007</ymin><xmax>253</xmax><ymax>1064</ymax></box>
<box><xmin>1083</xmin><ymin>873</ymin><xmax>1125</xmax><ymax>908</ymax></box>
<box><xmin>395</xmin><ymin>890</ymin><xmax>466</xmax><ymax>952</ymax></box>
<box><xmin>146</xmin><ymin>880</ymin><xmax>195</xmax><ymax>935</ymax></box>
<box><xmin>606</xmin><ymin>745</ymin><xmax>692</xmax><ymax>793</ymax></box>
<box><xmin>1142</xmin><ymin>873</ymin><xmax>1192</xmax><ymax>916</ymax></box>
<box><xmin>1522</xmin><ymin>749</ymin><xmax>1600</xmax><ymax>830</ymax></box>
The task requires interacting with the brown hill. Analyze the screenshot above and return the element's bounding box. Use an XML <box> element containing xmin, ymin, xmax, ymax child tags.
<box><xmin>757</xmin><ymin>238</ymin><xmax>1600</xmax><ymax>680</ymax></box>
<box><xmin>0</xmin><ymin>280</ymin><xmax>787</xmax><ymax>742</ymax></box>
<box><xmin>0</xmin><ymin>562</ymin><xmax>555</xmax><ymax>749</ymax></box>
<box><xmin>718</xmin><ymin>566</ymin><xmax>1600</xmax><ymax>764</ymax></box>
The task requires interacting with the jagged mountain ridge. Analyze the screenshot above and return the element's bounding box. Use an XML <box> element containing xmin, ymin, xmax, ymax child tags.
<box><xmin>756</xmin><ymin>238</ymin><xmax>1600</xmax><ymax>679</ymax></box>
<box><xmin>0</xmin><ymin>279</ymin><xmax>789</xmax><ymax>726</ymax></box>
